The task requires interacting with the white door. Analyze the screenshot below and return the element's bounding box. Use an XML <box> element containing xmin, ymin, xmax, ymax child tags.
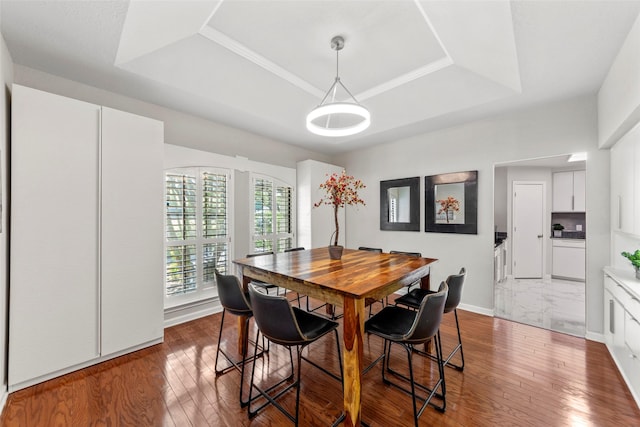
<box><xmin>512</xmin><ymin>182</ymin><xmax>544</xmax><ymax>278</ymax></box>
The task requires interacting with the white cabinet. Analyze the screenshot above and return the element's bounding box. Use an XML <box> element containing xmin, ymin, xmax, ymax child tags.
<box><xmin>494</xmin><ymin>240</ymin><xmax>507</xmax><ymax>283</ymax></box>
<box><xmin>603</xmin><ymin>269</ymin><xmax>640</xmax><ymax>407</ymax></box>
<box><xmin>100</xmin><ymin>107</ymin><xmax>164</xmax><ymax>355</ymax></box>
<box><xmin>552</xmin><ymin>170</ymin><xmax>585</xmax><ymax>212</ymax></box>
<box><xmin>9</xmin><ymin>85</ymin><xmax>164</xmax><ymax>390</ymax></box>
<box><xmin>551</xmin><ymin>239</ymin><xmax>585</xmax><ymax>281</ymax></box>
<box><xmin>610</xmin><ymin>127</ymin><xmax>637</xmax><ymax>234</ymax></box>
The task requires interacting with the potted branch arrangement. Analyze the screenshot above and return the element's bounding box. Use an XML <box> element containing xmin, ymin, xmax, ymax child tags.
<box><xmin>621</xmin><ymin>250</ymin><xmax>640</xmax><ymax>279</ymax></box>
<box><xmin>314</xmin><ymin>170</ymin><xmax>366</xmax><ymax>260</ymax></box>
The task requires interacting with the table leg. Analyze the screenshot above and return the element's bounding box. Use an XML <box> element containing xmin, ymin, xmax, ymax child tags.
<box><xmin>420</xmin><ymin>270</ymin><xmax>432</xmax><ymax>353</ymax></box>
<box><xmin>342</xmin><ymin>296</ymin><xmax>365</xmax><ymax>427</ymax></box>
<box><xmin>238</xmin><ymin>275</ymin><xmax>251</xmax><ymax>357</ymax></box>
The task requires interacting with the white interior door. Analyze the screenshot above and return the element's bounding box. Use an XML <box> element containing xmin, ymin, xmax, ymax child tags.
<box><xmin>512</xmin><ymin>182</ymin><xmax>544</xmax><ymax>278</ymax></box>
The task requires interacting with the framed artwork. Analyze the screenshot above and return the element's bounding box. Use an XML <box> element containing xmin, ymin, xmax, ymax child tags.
<box><xmin>425</xmin><ymin>170</ymin><xmax>478</xmax><ymax>234</ymax></box>
<box><xmin>379</xmin><ymin>176</ymin><xmax>420</xmax><ymax>231</ymax></box>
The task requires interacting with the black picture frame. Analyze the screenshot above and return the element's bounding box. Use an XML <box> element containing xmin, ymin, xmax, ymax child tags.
<box><xmin>380</xmin><ymin>177</ymin><xmax>420</xmax><ymax>231</ymax></box>
<box><xmin>425</xmin><ymin>171</ymin><xmax>478</xmax><ymax>234</ymax></box>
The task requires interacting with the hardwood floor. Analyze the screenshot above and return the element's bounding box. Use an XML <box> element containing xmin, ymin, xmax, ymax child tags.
<box><xmin>1</xmin><ymin>296</ymin><xmax>639</xmax><ymax>426</ymax></box>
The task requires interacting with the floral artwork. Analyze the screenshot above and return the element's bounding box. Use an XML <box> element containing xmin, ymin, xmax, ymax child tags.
<box><xmin>314</xmin><ymin>170</ymin><xmax>366</xmax><ymax>246</ymax></box>
<box><xmin>425</xmin><ymin>171</ymin><xmax>477</xmax><ymax>234</ymax></box>
<box><xmin>436</xmin><ymin>196</ymin><xmax>460</xmax><ymax>223</ymax></box>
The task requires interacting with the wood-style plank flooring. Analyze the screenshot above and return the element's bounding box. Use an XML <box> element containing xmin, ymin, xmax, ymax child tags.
<box><xmin>1</xmin><ymin>295</ymin><xmax>639</xmax><ymax>426</ymax></box>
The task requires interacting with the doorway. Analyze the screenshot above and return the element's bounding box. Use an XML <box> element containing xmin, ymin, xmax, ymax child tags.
<box><xmin>493</xmin><ymin>155</ymin><xmax>586</xmax><ymax>337</ymax></box>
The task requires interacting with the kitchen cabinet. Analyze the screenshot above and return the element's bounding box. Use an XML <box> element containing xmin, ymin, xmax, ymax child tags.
<box><xmin>603</xmin><ymin>268</ymin><xmax>640</xmax><ymax>406</ymax></box>
<box><xmin>494</xmin><ymin>239</ymin><xmax>507</xmax><ymax>283</ymax></box>
<box><xmin>552</xmin><ymin>170</ymin><xmax>585</xmax><ymax>212</ymax></box>
<box><xmin>9</xmin><ymin>85</ymin><xmax>164</xmax><ymax>391</ymax></box>
<box><xmin>551</xmin><ymin>239</ymin><xmax>585</xmax><ymax>281</ymax></box>
<box><xmin>610</xmin><ymin>126</ymin><xmax>638</xmax><ymax>234</ymax></box>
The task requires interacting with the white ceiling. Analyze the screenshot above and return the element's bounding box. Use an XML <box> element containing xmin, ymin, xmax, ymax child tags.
<box><xmin>2</xmin><ymin>0</ymin><xmax>640</xmax><ymax>155</ymax></box>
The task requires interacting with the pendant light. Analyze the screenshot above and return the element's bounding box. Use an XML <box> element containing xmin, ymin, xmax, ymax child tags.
<box><xmin>306</xmin><ymin>36</ymin><xmax>370</xmax><ymax>137</ymax></box>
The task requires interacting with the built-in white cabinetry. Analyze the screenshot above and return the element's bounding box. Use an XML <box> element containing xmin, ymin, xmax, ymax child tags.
<box><xmin>9</xmin><ymin>85</ymin><xmax>164</xmax><ymax>391</ymax></box>
<box><xmin>611</xmin><ymin>124</ymin><xmax>640</xmax><ymax>236</ymax></box>
<box><xmin>603</xmin><ymin>268</ymin><xmax>640</xmax><ymax>406</ymax></box>
<box><xmin>552</xmin><ymin>170</ymin><xmax>585</xmax><ymax>212</ymax></box>
<box><xmin>551</xmin><ymin>239</ymin><xmax>585</xmax><ymax>281</ymax></box>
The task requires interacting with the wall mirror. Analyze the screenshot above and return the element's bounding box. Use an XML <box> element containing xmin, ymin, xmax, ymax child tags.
<box><xmin>380</xmin><ymin>177</ymin><xmax>420</xmax><ymax>231</ymax></box>
<box><xmin>425</xmin><ymin>170</ymin><xmax>478</xmax><ymax>234</ymax></box>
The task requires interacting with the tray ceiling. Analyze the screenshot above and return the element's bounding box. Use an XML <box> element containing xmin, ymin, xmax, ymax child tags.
<box><xmin>3</xmin><ymin>1</ymin><xmax>640</xmax><ymax>154</ymax></box>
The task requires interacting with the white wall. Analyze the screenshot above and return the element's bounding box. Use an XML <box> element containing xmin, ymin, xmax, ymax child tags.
<box><xmin>335</xmin><ymin>95</ymin><xmax>610</xmax><ymax>335</ymax></box>
<box><xmin>0</xmin><ymin>22</ymin><xmax>12</xmax><ymax>407</ymax></box>
<box><xmin>493</xmin><ymin>166</ymin><xmax>508</xmax><ymax>233</ymax></box>
<box><xmin>14</xmin><ymin>66</ymin><xmax>331</xmax><ymax>169</ymax></box>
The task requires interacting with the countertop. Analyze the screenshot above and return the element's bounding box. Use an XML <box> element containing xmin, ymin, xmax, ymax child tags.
<box><xmin>552</xmin><ymin>230</ymin><xmax>585</xmax><ymax>239</ymax></box>
<box><xmin>604</xmin><ymin>266</ymin><xmax>640</xmax><ymax>300</ymax></box>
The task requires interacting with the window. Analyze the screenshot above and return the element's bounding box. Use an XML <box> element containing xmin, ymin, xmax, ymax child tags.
<box><xmin>165</xmin><ymin>167</ymin><xmax>231</xmax><ymax>303</ymax></box>
<box><xmin>252</xmin><ymin>175</ymin><xmax>294</xmax><ymax>253</ymax></box>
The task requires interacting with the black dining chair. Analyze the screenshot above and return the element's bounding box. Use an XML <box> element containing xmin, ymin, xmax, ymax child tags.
<box><xmin>358</xmin><ymin>246</ymin><xmax>383</xmax><ymax>252</ymax></box>
<box><xmin>246</xmin><ymin>251</ymin><xmax>278</xmax><ymax>293</ymax></box>
<box><xmin>365</xmin><ymin>283</ymin><xmax>449</xmax><ymax>426</ymax></box>
<box><xmin>394</xmin><ymin>267</ymin><xmax>467</xmax><ymax>371</ymax></box>
<box><xmin>247</xmin><ymin>284</ymin><xmax>343</xmax><ymax>425</ymax></box>
<box><xmin>390</xmin><ymin>250</ymin><xmax>423</xmax><ymax>293</ymax></box>
<box><xmin>213</xmin><ymin>269</ymin><xmax>265</xmax><ymax>407</ymax></box>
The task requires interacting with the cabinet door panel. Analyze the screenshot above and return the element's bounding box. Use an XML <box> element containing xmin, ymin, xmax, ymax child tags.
<box><xmin>604</xmin><ymin>288</ymin><xmax>614</xmax><ymax>346</ymax></box>
<box><xmin>100</xmin><ymin>107</ymin><xmax>164</xmax><ymax>355</ymax></box>
<box><xmin>611</xmin><ymin>130</ymin><xmax>636</xmax><ymax>233</ymax></box>
<box><xmin>573</xmin><ymin>170</ymin><xmax>586</xmax><ymax>211</ymax></box>
<box><xmin>9</xmin><ymin>85</ymin><xmax>100</xmax><ymax>387</ymax></box>
<box><xmin>552</xmin><ymin>172</ymin><xmax>573</xmax><ymax>211</ymax></box>
<box><xmin>552</xmin><ymin>246</ymin><xmax>585</xmax><ymax>280</ymax></box>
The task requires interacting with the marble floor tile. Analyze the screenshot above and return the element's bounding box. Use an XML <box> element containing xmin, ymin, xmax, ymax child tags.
<box><xmin>494</xmin><ymin>277</ymin><xmax>585</xmax><ymax>337</ymax></box>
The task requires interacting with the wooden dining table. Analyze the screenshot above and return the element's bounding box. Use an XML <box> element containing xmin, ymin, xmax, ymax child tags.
<box><xmin>233</xmin><ymin>247</ymin><xmax>438</xmax><ymax>427</ymax></box>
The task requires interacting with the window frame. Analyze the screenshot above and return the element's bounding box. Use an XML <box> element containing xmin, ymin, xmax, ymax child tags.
<box><xmin>164</xmin><ymin>166</ymin><xmax>233</xmax><ymax>308</ymax></box>
<box><xmin>250</xmin><ymin>173</ymin><xmax>296</xmax><ymax>254</ymax></box>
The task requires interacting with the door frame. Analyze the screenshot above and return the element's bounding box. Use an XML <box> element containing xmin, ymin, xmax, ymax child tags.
<box><xmin>510</xmin><ymin>180</ymin><xmax>547</xmax><ymax>279</ymax></box>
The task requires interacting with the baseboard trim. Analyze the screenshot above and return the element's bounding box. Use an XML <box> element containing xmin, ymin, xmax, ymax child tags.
<box><xmin>585</xmin><ymin>331</ymin><xmax>605</xmax><ymax>343</ymax></box>
<box><xmin>458</xmin><ymin>303</ymin><xmax>493</xmax><ymax>317</ymax></box>
<box><xmin>164</xmin><ymin>298</ymin><xmax>222</xmax><ymax>328</ymax></box>
<box><xmin>0</xmin><ymin>387</ymin><xmax>7</xmax><ymax>418</ymax></box>
<box><xmin>8</xmin><ymin>337</ymin><xmax>163</xmax><ymax>393</ymax></box>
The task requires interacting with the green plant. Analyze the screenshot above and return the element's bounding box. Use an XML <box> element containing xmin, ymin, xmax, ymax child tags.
<box><xmin>621</xmin><ymin>250</ymin><xmax>640</xmax><ymax>269</ymax></box>
<box><xmin>552</xmin><ymin>223</ymin><xmax>564</xmax><ymax>231</ymax></box>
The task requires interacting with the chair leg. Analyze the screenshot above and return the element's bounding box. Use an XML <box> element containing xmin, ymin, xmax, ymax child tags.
<box><xmin>381</xmin><ymin>339</ymin><xmax>446</xmax><ymax>418</ymax></box>
<box><xmin>238</xmin><ymin>316</ymin><xmax>251</xmax><ymax>406</ymax></box>
<box><xmin>404</xmin><ymin>343</ymin><xmax>419</xmax><ymax>427</ymax></box>
<box><xmin>294</xmin><ymin>346</ymin><xmax>303</xmax><ymax>425</ymax></box>
<box><xmin>449</xmin><ymin>309</ymin><xmax>465</xmax><ymax>371</ymax></box>
<box><xmin>214</xmin><ymin>309</ymin><xmax>227</xmax><ymax>374</ymax></box>
<box><xmin>248</xmin><ymin>338</ymin><xmax>298</xmax><ymax>421</ymax></box>
<box><xmin>412</xmin><ymin>311</ymin><xmax>465</xmax><ymax>371</ymax></box>
<box><xmin>435</xmin><ymin>332</ymin><xmax>447</xmax><ymax>411</ymax></box>
<box><xmin>215</xmin><ymin>319</ymin><xmax>265</xmax><ymax>407</ymax></box>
